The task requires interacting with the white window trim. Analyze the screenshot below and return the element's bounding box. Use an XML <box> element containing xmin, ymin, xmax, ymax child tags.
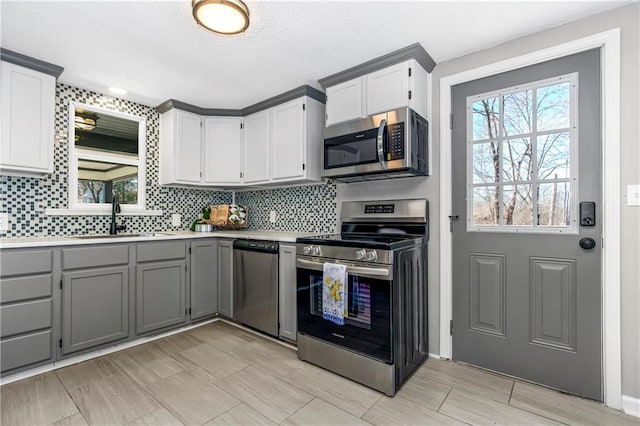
<box><xmin>439</xmin><ymin>28</ymin><xmax>622</xmax><ymax>409</ymax></box>
<box><xmin>66</xmin><ymin>101</ymin><xmax>148</xmax><ymax>214</ymax></box>
<box><xmin>465</xmin><ymin>73</ymin><xmax>579</xmax><ymax>234</ymax></box>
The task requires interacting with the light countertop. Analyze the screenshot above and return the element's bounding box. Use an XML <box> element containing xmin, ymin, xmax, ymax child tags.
<box><xmin>0</xmin><ymin>230</ymin><xmax>326</xmax><ymax>249</ymax></box>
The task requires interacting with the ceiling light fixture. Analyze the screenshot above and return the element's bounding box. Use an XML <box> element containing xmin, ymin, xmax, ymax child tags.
<box><xmin>74</xmin><ymin>115</ymin><xmax>97</xmax><ymax>132</ymax></box>
<box><xmin>192</xmin><ymin>0</ymin><xmax>249</xmax><ymax>35</ymax></box>
<box><xmin>108</xmin><ymin>87</ymin><xmax>128</xmax><ymax>95</ymax></box>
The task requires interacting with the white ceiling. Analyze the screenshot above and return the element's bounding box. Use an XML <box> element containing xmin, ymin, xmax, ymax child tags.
<box><xmin>1</xmin><ymin>0</ymin><xmax>630</xmax><ymax>109</ymax></box>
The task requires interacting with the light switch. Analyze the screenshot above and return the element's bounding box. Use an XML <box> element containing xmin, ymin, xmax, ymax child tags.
<box><xmin>269</xmin><ymin>210</ymin><xmax>276</xmax><ymax>223</ymax></box>
<box><xmin>0</xmin><ymin>213</ymin><xmax>9</xmax><ymax>231</ymax></box>
<box><xmin>627</xmin><ymin>185</ymin><xmax>640</xmax><ymax>206</ymax></box>
<box><xmin>171</xmin><ymin>213</ymin><xmax>181</xmax><ymax>226</ymax></box>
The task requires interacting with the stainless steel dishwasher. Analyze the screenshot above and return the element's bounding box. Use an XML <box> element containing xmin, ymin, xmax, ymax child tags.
<box><xmin>233</xmin><ymin>239</ymin><xmax>279</xmax><ymax>337</ymax></box>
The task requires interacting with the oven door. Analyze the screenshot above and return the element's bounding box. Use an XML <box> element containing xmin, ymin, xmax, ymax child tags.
<box><xmin>296</xmin><ymin>257</ymin><xmax>393</xmax><ymax>363</ymax></box>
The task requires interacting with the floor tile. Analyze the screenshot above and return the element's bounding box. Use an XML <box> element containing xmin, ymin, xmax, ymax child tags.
<box><xmin>439</xmin><ymin>388</ymin><xmax>561</xmax><ymax>425</ymax></box>
<box><xmin>282</xmin><ymin>398</ymin><xmax>372</xmax><ymax>426</ymax></box>
<box><xmin>177</xmin><ymin>342</ymin><xmax>248</xmax><ymax>382</ymax></box>
<box><xmin>50</xmin><ymin>413</ymin><xmax>88</xmax><ymax>426</ymax></box>
<box><xmin>150</xmin><ymin>331</ymin><xmax>204</xmax><ymax>357</ymax></box>
<box><xmin>218</xmin><ymin>366</ymin><xmax>314</xmax><ymax>423</ymax></box>
<box><xmin>146</xmin><ymin>371</ymin><xmax>239</xmax><ymax>425</ymax></box>
<box><xmin>394</xmin><ymin>366</ymin><xmax>452</xmax><ymax>412</ymax></box>
<box><xmin>0</xmin><ymin>373</ymin><xmax>79</xmax><ymax>426</ymax></box>
<box><xmin>279</xmin><ymin>362</ymin><xmax>381</xmax><ymax>417</ymax></box>
<box><xmin>363</xmin><ymin>393</ymin><xmax>462</xmax><ymax>426</ymax></box>
<box><xmin>56</xmin><ymin>357</ymin><xmax>122</xmax><ymax>392</ymax></box>
<box><xmin>510</xmin><ymin>381</ymin><xmax>638</xmax><ymax>425</ymax></box>
<box><xmin>68</xmin><ymin>371</ymin><xmax>159</xmax><ymax>424</ymax></box>
<box><xmin>204</xmin><ymin>403</ymin><xmax>276</xmax><ymax>426</ymax></box>
<box><xmin>110</xmin><ymin>343</ymin><xmax>185</xmax><ymax>387</ymax></box>
<box><xmin>129</xmin><ymin>407</ymin><xmax>184</xmax><ymax>426</ymax></box>
<box><xmin>420</xmin><ymin>358</ymin><xmax>514</xmax><ymax>403</ymax></box>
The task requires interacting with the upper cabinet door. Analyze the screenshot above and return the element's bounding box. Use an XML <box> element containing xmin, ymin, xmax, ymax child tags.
<box><xmin>270</xmin><ymin>99</ymin><xmax>305</xmax><ymax>181</ymax></box>
<box><xmin>325</xmin><ymin>78</ymin><xmax>363</xmax><ymax>126</ymax></box>
<box><xmin>0</xmin><ymin>61</ymin><xmax>55</xmax><ymax>176</ymax></box>
<box><xmin>242</xmin><ymin>110</ymin><xmax>270</xmax><ymax>184</ymax></box>
<box><xmin>203</xmin><ymin>117</ymin><xmax>242</xmax><ymax>185</ymax></box>
<box><xmin>365</xmin><ymin>61</ymin><xmax>410</xmax><ymax>116</ymax></box>
<box><xmin>175</xmin><ymin>110</ymin><xmax>202</xmax><ymax>184</ymax></box>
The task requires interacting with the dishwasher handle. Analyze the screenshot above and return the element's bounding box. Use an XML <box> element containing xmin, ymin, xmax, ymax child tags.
<box><xmin>233</xmin><ymin>239</ymin><xmax>279</xmax><ymax>254</ymax></box>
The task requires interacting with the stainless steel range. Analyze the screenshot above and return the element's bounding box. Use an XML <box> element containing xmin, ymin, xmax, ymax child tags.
<box><xmin>296</xmin><ymin>199</ymin><xmax>428</xmax><ymax>396</ymax></box>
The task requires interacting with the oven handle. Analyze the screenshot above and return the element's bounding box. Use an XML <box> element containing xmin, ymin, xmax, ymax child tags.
<box><xmin>296</xmin><ymin>258</ymin><xmax>392</xmax><ymax>279</ymax></box>
<box><xmin>377</xmin><ymin>118</ymin><xmax>387</xmax><ymax>168</ymax></box>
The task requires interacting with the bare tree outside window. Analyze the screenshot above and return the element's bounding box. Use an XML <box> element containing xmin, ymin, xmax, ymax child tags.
<box><xmin>469</xmin><ymin>76</ymin><xmax>575</xmax><ymax>230</ymax></box>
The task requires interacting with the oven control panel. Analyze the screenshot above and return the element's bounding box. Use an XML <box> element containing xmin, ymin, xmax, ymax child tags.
<box><xmin>302</xmin><ymin>245</ymin><xmax>322</xmax><ymax>256</ymax></box>
<box><xmin>355</xmin><ymin>249</ymin><xmax>378</xmax><ymax>262</ymax></box>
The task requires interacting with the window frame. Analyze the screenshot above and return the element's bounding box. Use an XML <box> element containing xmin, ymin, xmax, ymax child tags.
<box><xmin>68</xmin><ymin>101</ymin><xmax>147</xmax><ymax>213</ymax></box>
<box><xmin>465</xmin><ymin>73</ymin><xmax>579</xmax><ymax>234</ymax></box>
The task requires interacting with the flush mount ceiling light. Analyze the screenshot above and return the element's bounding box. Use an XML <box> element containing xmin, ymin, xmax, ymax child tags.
<box><xmin>108</xmin><ymin>86</ymin><xmax>128</xmax><ymax>95</ymax></box>
<box><xmin>74</xmin><ymin>110</ymin><xmax>98</xmax><ymax>132</ymax></box>
<box><xmin>192</xmin><ymin>0</ymin><xmax>249</xmax><ymax>35</ymax></box>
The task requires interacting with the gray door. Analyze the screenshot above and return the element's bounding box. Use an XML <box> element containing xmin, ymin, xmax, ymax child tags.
<box><xmin>217</xmin><ymin>239</ymin><xmax>234</xmax><ymax>318</ymax></box>
<box><xmin>452</xmin><ymin>49</ymin><xmax>602</xmax><ymax>400</ymax></box>
<box><xmin>136</xmin><ymin>260</ymin><xmax>186</xmax><ymax>334</ymax></box>
<box><xmin>190</xmin><ymin>240</ymin><xmax>218</xmax><ymax>320</ymax></box>
<box><xmin>62</xmin><ymin>266</ymin><xmax>129</xmax><ymax>354</ymax></box>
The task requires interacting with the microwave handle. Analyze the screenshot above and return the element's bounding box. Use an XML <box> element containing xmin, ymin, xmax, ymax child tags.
<box><xmin>377</xmin><ymin>119</ymin><xmax>387</xmax><ymax>167</ymax></box>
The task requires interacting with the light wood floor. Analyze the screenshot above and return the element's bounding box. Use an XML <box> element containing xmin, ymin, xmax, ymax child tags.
<box><xmin>1</xmin><ymin>321</ymin><xmax>636</xmax><ymax>426</ymax></box>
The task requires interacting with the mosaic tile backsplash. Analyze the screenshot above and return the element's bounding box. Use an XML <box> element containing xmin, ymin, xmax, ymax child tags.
<box><xmin>237</xmin><ymin>183</ymin><xmax>337</xmax><ymax>234</ymax></box>
<box><xmin>0</xmin><ymin>83</ymin><xmax>337</xmax><ymax>238</ymax></box>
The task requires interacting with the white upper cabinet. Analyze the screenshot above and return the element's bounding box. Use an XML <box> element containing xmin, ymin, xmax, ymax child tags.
<box><xmin>270</xmin><ymin>97</ymin><xmax>324</xmax><ymax>183</ymax></box>
<box><xmin>325</xmin><ymin>78</ymin><xmax>363</xmax><ymax>127</ymax></box>
<box><xmin>324</xmin><ymin>59</ymin><xmax>430</xmax><ymax>127</ymax></box>
<box><xmin>242</xmin><ymin>109</ymin><xmax>270</xmax><ymax>184</ymax></box>
<box><xmin>203</xmin><ymin>117</ymin><xmax>242</xmax><ymax>185</ymax></box>
<box><xmin>160</xmin><ymin>109</ymin><xmax>202</xmax><ymax>185</ymax></box>
<box><xmin>0</xmin><ymin>61</ymin><xmax>56</xmax><ymax>177</ymax></box>
<box><xmin>365</xmin><ymin>61</ymin><xmax>410</xmax><ymax>115</ymax></box>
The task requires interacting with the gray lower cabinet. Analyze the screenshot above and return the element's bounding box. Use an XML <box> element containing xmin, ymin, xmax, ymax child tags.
<box><xmin>136</xmin><ymin>260</ymin><xmax>187</xmax><ymax>334</ymax></box>
<box><xmin>217</xmin><ymin>239</ymin><xmax>234</xmax><ymax>318</ymax></box>
<box><xmin>279</xmin><ymin>244</ymin><xmax>297</xmax><ymax>342</ymax></box>
<box><xmin>190</xmin><ymin>240</ymin><xmax>218</xmax><ymax>321</ymax></box>
<box><xmin>62</xmin><ymin>266</ymin><xmax>129</xmax><ymax>355</ymax></box>
<box><xmin>0</xmin><ymin>249</ymin><xmax>55</xmax><ymax>374</ymax></box>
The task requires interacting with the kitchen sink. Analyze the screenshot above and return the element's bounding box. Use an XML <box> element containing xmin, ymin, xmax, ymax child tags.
<box><xmin>72</xmin><ymin>233</ymin><xmax>167</xmax><ymax>239</ymax></box>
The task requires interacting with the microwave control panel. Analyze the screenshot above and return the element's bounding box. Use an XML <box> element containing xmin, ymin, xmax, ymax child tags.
<box><xmin>387</xmin><ymin>123</ymin><xmax>405</xmax><ymax>161</ymax></box>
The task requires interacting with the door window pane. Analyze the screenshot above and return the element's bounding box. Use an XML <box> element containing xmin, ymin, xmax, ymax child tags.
<box><xmin>467</xmin><ymin>74</ymin><xmax>576</xmax><ymax>232</ymax></box>
<box><xmin>536</xmin><ymin>82</ymin><xmax>571</xmax><ymax>132</ymax></box>
<box><xmin>502</xmin><ymin>138</ymin><xmax>532</xmax><ymax>183</ymax></box>
<box><xmin>503</xmin><ymin>90</ymin><xmax>532</xmax><ymax>137</ymax></box>
<box><xmin>503</xmin><ymin>185</ymin><xmax>533</xmax><ymax>226</ymax></box>
<box><xmin>537</xmin><ymin>132</ymin><xmax>571</xmax><ymax>180</ymax></box>
<box><xmin>538</xmin><ymin>183</ymin><xmax>571</xmax><ymax>226</ymax></box>
<box><xmin>473</xmin><ymin>142</ymin><xmax>499</xmax><ymax>183</ymax></box>
<box><xmin>473</xmin><ymin>186</ymin><xmax>500</xmax><ymax>225</ymax></box>
<box><xmin>472</xmin><ymin>97</ymin><xmax>500</xmax><ymax>141</ymax></box>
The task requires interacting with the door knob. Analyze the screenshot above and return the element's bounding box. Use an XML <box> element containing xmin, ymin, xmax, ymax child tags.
<box><xmin>579</xmin><ymin>237</ymin><xmax>596</xmax><ymax>250</ymax></box>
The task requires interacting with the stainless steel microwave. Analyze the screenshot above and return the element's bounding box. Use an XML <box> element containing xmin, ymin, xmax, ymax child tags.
<box><xmin>321</xmin><ymin>107</ymin><xmax>428</xmax><ymax>182</ymax></box>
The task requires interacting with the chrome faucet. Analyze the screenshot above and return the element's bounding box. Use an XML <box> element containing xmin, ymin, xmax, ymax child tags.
<box><xmin>109</xmin><ymin>193</ymin><xmax>125</xmax><ymax>235</ymax></box>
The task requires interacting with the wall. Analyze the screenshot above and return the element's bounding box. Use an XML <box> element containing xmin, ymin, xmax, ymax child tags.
<box><xmin>0</xmin><ymin>83</ymin><xmax>231</xmax><ymax>238</ymax></box>
<box><xmin>340</xmin><ymin>2</ymin><xmax>639</xmax><ymax>401</ymax></box>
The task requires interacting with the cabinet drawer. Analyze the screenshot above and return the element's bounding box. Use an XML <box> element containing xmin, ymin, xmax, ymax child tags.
<box><xmin>137</xmin><ymin>241</ymin><xmax>186</xmax><ymax>262</ymax></box>
<box><xmin>1</xmin><ymin>274</ymin><xmax>52</xmax><ymax>303</ymax></box>
<box><xmin>0</xmin><ymin>250</ymin><xmax>53</xmax><ymax>277</ymax></box>
<box><xmin>62</xmin><ymin>245</ymin><xmax>129</xmax><ymax>270</ymax></box>
<box><xmin>1</xmin><ymin>330</ymin><xmax>52</xmax><ymax>373</ymax></box>
<box><xmin>1</xmin><ymin>299</ymin><xmax>52</xmax><ymax>338</ymax></box>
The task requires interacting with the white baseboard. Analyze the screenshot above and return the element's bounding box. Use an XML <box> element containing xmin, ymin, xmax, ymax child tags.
<box><xmin>622</xmin><ymin>395</ymin><xmax>640</xmax><ymax>418</ymax></box>
<box><xmin>428</xmin><ymin>353</ymin><xmax>441</xmax><ymax>359</ymax></box>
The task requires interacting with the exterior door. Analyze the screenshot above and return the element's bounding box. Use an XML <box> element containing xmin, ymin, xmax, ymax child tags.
<box><xmin>451</xmin><ymin>49</ymin><xmax>602</xmax><ymax>400</ymax></box>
